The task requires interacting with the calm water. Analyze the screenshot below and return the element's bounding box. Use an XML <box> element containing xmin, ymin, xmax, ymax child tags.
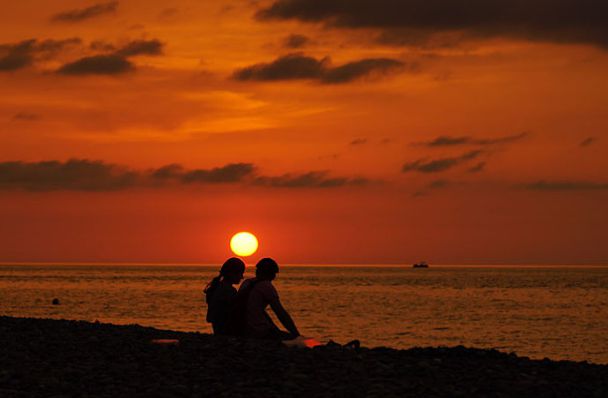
<box><xmin>1</xmin><ymin>264</ymin><xmax>607</xmax><ymax>364</ymax></box>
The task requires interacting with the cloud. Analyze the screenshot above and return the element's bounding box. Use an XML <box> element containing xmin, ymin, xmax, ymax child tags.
<box><xmin>321</xmin><ymin>58</ymin><xmax>407</xmax><ymax>83</ymax></box>
<box><xmin>56</xmin><ymin>39</ymin><xmax>163</xmax><ymax>75</ymax></box>
<box><xmin>349</xmin><ymin>138</ymin><xmax>367</xmax><ymax>146</ymax></box>
<box><xmin>114</xmin><ymin>39</ymin><xmax>163</xmax><ymax>57</ymax></box>
<box><xmin>0</xmin><ymin>159</ymin><xmax>137</xmax><ymax>191</ymax></box>
<box><xmin>580</xmin><ymin>137</ymin><xmax>597</xmax><ymax>147</ymax></box>
<box><xmin>0</xmin><ymin>38</ymin><xmax>81</xmax><ymax>71</ymax></box>
<box><xmin>51</xmin><ymin>1</ymin><xmax>118</xmax><ymax>23</ymax></box>
<box><xmin>57</xmin><ymin>54</ymin><xmax>134</xmax><ymax>75</ymax></box>
<box><xmin>11</xmin><ymin>112</ymin><xmax>40</xmax><ymax>122</ymax></box>
<box><xmin>402</xmin><ymin>150</ymin><xmax>482</xmax><ymax>173</ymax></box>
<box><xmin>254</xmin><ymin>171</ymin><xmax>368</xmax><ymax>188</ymax></box>
<box><xmin>257</xmin><ymin>0</ymin><xmax>608</xmax><ymax>49</ymax></box>
<box><xmin>419</xmin><ymin>132</ymin><xmax>528</xmax><ymax>147</ymax></box>
<box><xmin>284</xmin><ymin>34</ymin><xmax>310</xmax><ymax>49</ymax></box>
<box><xmin>522</xmin><ymin>180</ymin><xmax>608</xmax><ymax>191</ymax></box>
<box><xmin>233</xmin><ymin>53</ymin><xmax>406</xmax><ymax>84</ymax></box>
<box><xmin>467</xmin><ymin>162</ymin><xmax>486</xmax><ymax>173</ymax></box>
<box><xmin>0</xmin><ymin>160</ymin><xmax>365</xmax><ymax>191</ymax></box>
<box><xmin>234</xmin><ymin>53</ymin><xmax>326</xmax><ymax>81</ymax></box>
<box><xmin>0</xmin><ymin>37</ymin><xmax>163</xmax><ymax>75</ymax></box>
<box><xmin>181</xmin><ymin>163</ymin><xmax>255</xmax><ymax>184</ymax></box>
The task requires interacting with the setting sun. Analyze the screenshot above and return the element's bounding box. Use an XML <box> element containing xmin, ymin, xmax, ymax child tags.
<box><xmin>230</xmin><ymin>232</ymin><xmax>259</xmax><ymax>257</ymax></box>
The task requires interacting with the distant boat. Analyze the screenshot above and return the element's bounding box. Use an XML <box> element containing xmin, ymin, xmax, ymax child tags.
<box><xmin>412</xmin><ymin>261</ymin><xmax>429</xmax><ymax>268</ymax></box>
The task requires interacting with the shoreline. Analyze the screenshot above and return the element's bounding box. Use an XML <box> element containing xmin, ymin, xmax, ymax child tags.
<box><xmin>1</xmin><ymin>316</ymin><xmax>607</xmax><ymax>397</ymax></box>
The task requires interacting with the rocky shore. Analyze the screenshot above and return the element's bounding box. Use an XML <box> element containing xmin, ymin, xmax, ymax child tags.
<box><xmin>1</xmin><ymin>316</ymin><xmax>607</xmax><ymax>398</ymax></box>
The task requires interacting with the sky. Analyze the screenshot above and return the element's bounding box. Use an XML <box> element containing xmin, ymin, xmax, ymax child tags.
<box><xmin>1</xmin><ymin>0</ymin><xmax>607</xmax><ymax>264</ymax></box>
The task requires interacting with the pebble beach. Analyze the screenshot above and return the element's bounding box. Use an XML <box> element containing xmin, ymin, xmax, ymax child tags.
<box><xmin>1</xmin><ymin>316</ymin><xmax>607</xmax><ymax>397</ymax></box>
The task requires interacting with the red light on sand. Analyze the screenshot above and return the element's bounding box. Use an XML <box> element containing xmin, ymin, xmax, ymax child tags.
<box><xmin>151</xmin><ymin>339</ymin><xmax>180</xmax><ymax>346</ymax></box>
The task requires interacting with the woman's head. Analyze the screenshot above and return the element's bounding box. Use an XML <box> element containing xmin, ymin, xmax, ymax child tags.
<box><xmin>255</xmin><ymin>258</ymin><xmax>279</xmax><ymax>280</ymax></box>
<box><xmin>220</xmin><ymin>257</ymin><xmax>246</xmax><ymax>284</ymax></box>
<box><xmin>204</xmin><ymin>257</ymin><xmax>245</xmax><ymax>303</ymax></box>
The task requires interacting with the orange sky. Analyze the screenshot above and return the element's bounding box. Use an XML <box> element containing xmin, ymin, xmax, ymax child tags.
<box><xmin>1</xmin><ymin>0</ymin><xmax>607</xmax><ymax>264</ymax></box>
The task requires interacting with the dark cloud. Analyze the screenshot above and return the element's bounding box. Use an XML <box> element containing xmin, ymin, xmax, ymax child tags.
<box><xmin>0</xmin><ymin>159</ymin><xmax>137</xmax><ymax>191</ymax></box>
<box><xmin>0</xmin><ymin>40</ymin><xmax>34</xmax><ymax>71</ymax></box>
<box><xmin>57</xmin><ymin>54</ymin><xmax>134</xmax><ymax>75</ymax></box>
<box><xmin>580</xmin><ymin>137</ymin><xmax>597</xmax><ymax>147</ymax></box>
<box><xmin>12</xmin><ymin>112</ymin><xmax>40</xmax><ymax>122</ymax></box>
<box><xmin>349</xmin><ymin>138</ymin><xmax>367</xmax><ymax>146</ymax></box>
<box><xmin>90</xmin><ymin>41</ymin><xmax>117</xmax><ymax>52</ymax></box>
<box><xmin>522</xmin><ymin>180</ymin><xmax>608</xmax><ymax>191</ymax></box>
<box><xmin>254</xmin><ymin>171</ymin><xmax>368</xmax><ymax>188</ymax></box>
<box><xmin>420</xmin><ymin>132</ymin><xmax>528</xmax><ymax>147</ymax></box>
<box><xmin>284</xmin><ymin>34</ymin><xmax>310</xmax><ymax>49</ymax></box>
<box><xmin>402</xmin><ymin>150</ymin><xmax>482</xmax><ymax>173</ymax></box>
<box><xmin>233</xmin><ymin>53</ymin><xmax>406</xmax><ymax>84</ymax></box>
<box><xmin>51</xmin><ymin>1</ymin><xmax>118</xmax><ymax>23</ymax></box>
<box><xmin>321</xmin><ymin>58</ymin><xmax>406</xmax><ymax>83</ymax></box>
<box><xmin>234</xmin><ymin>53</ymin><xmax>326</xmax><ymax>81</ymax></box>
<box><xmin>181</xmin><ymin>163</ymin><xmax>255</xmax><ymax>184</ymax></box>
<box><xmin>114</xmin><ymin>39</ymin><xmax>163</xmax><ymax>57</ymax></box>
<box><xmin>467</xmin><ymin>162</ymin><xmax>486</xmax><ymax>173</ymax></box>
<box><xmin>257</xmin><ymin>0</ymin><xmax>608</xmax><ymax>49</ymax></box>
<box><xmin>0</xmin><ymin>37</ymin><xmax>163</xmax><ymax>75</ymax></box>
<box><xmin>151</xmin><ymin>164</ymin><xmax>184</xmax><ymax>180</ymax></box>
<box><xmin>0</xmin><ymin>38</ymin><xmax>81</xmax><ymax>72</ymax></box>
<box><xmin>0</xmin><ymin>160</ymin><xmax>367</xmax><ymax>191</ymax></box>
<box><xmin>150</xmin><ymin>163</ymin><xmax>255</xmax><ymax>184</ymax></box>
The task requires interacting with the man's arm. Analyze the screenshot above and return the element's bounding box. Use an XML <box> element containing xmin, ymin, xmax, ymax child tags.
<box><xmin>269</xmin><ymin>298</ymin><xmax>300</xmax><ymax>337</ymax></box>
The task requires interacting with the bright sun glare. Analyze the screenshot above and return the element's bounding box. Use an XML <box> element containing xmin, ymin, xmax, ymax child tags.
<box><xmin>230</xmin><ymin>232</ymin><xmax>258</xmax><ymax>257</ymax></box>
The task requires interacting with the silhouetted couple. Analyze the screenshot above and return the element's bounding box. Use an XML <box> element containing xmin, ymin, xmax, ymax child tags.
<box><xmin>204</xmin><ymin>257</ymin><xmax>300</xmax><ymax>340</ymax></box>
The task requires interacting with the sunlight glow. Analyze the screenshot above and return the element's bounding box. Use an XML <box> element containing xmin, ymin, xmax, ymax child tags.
<box><xmin>230</xmin><ymin>232</ymin><xmax>258</xmax><ymax>257</ymax></box>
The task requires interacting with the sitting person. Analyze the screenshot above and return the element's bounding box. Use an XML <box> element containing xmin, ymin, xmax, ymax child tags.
<box><xmin>235</xmin><ymin>258</ymin><xmax>300</xmax><ymax>340</ymax></box>
<box><xmin>204</xmin><ymin>257</ymin><xmax>245</xmax><ymax>335</ymax></box>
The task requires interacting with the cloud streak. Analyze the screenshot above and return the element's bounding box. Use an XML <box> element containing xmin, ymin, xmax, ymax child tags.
<box><xmin>0</xmin><ymin>159</ymin><xmax>366</xmax><ymax>191</ymax></box>
<box><xmin>0</xmin><ymin>159</ymin><xmax>137</xmax><ymax>191</ymax></box>
<box><xmin>233</xmin><ymin>53</ymin><xmax>407</xmax><ymax>84</ymax></box>
<box><xmin>402</xmin><ymin>151</ymin><xmax>482</xmax><ymax>173</ymax></box>
<box><xmin>257</xmin><ymin>0</ymin><xmax>608</xmax><ymax>49</ymax></box>
<box><xmin>56</xmin><ymin>39</ymin><xmax>164</xmax><ymax>75</ymax></box>
<box><xmin>254</xmin><ymin>171</ymin><xmax>368</xmax><ymax>188</ymax></box>
<box><xmin>418</xmin><ymin>132</ymin><xmax>528</xmax><ymax>147</ymax></box>
<box><xmin>51</xmin><ymin>1</ymin><xmax>118</xmax><ymax>23</ymax></box>
<box><xmin>0</xmin><ymin>38</ymin><xmax>81</xmax><ymax>72</ymax></box>
<box><xmin>57</xmin><ymin>54</ymin><xmax>134</xmax><ymax>75</ymax></box>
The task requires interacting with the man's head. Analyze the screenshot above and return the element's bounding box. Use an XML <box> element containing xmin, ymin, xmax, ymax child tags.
<box><xmin>255</xmin><ymin>257</ymin><xmax>279</xmax><ymax>280</ymax></box>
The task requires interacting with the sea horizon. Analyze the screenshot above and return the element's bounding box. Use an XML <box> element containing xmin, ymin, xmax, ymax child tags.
<box><xmin>2</xmin><ymin>262</ymin><xmax>607</xmax><ymax>268</ymax></box>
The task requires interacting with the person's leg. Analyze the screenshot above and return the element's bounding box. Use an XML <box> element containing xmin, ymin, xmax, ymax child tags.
<box><xmin>264</xmin><ymin>326</ymin><xmax>296</xmax><ymax>341</ymax></box>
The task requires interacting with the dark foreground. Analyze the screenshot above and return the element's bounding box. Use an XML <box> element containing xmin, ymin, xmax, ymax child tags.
<box><xmin>1</xmin><ymin>317</ymin><xmax>607</xmax><ymax>398</ymax></box>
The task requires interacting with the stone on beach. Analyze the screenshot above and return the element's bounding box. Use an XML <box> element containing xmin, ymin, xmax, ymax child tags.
<box><xmin>0</xmin><ymin>316</ymin><xmax>607</xmax><ymax>398</ymax></box>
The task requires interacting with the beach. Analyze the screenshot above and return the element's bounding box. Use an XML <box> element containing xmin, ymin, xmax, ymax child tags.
<box><xmin>1</xmin><ymin>316</ymin><xmax>607</xmax><ymax>398</ymax></box>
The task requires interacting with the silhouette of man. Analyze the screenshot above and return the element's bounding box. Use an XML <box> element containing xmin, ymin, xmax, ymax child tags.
<box><xmin>237</xmin><ymin>258</ymin><xmax>300</xmax><ymax>340</ymax></box>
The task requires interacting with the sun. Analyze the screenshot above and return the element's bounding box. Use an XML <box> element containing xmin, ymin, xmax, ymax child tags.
<box><xmin>230</xmin><ymin>232</ymin><xmax>259</xmax><ymax>257</ymax></box>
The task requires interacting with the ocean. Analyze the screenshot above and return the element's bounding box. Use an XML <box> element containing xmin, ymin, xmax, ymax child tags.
<box><xmin>1</xmin><ymin>264</ymin><xmax>606</xmax><ymax>364</ymax></box>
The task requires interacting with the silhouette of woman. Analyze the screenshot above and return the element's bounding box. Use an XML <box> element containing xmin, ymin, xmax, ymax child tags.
<box><xmin>204</xmin><ymin>257</ymin><xmax>245</xmax><ymax>335</ymax></box>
